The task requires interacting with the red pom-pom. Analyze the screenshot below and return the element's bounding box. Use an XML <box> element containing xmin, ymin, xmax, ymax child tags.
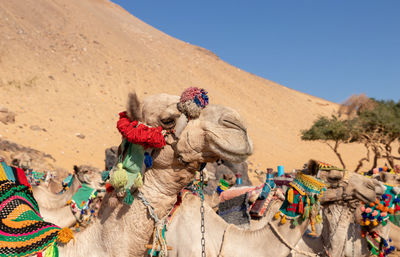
<box><xmin>105</xmin><ymin>183</ymin><xmax>114</xmax><ymax>193</ymax></box>
<box><xmin>37</xmin><ymin>252</ymin><xmax>43</xmax><ymax>257</ymax></box>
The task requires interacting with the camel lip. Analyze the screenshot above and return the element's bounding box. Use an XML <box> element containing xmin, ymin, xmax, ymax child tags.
<box><xmin>356</xmin><ymin>191</ymin><xmax>377</xmax><ymax>204</ymax></box>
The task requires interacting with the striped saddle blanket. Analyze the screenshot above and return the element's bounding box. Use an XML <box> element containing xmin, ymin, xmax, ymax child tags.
<box><xmin>0</xmin><ymin>161</ymin><xmax>62</xmax><ymax>257</ymax></box>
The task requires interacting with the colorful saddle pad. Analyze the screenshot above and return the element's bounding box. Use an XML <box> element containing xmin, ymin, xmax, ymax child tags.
<box><xmin>0</xmin><ymin>162</ymin><xmax>62</xmax><ymax>257</ymax></box>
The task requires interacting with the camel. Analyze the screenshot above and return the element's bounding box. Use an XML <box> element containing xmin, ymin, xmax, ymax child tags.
<box><xmin>54</xmin><ymin>92</ymin><xmax>253</xmax><ymax>257</ymax></box>
<box><xmin>31</xmin><ymin>165</ymin><xmax>104</xmax><ymax>228</ymax></box>
<box><xmin>294</xmin><ymin>168</ymin><xmax>397</xmax><ymax>257</ymax></box>
<box><xmin>166</xmin><ymin>166</ymin><xmax>380</xmax><ymax>257</ymax></box>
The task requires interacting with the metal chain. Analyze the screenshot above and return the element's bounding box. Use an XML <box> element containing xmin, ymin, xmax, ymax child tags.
<box><xmin>200</xmin><ymin>169</ymin><xmax>206</xmax><ymax>257</ymax></box>
<box><xmin>350</xmin><ymin>222</ymin><xmax>355</xmax><ymax>257</ymax></box>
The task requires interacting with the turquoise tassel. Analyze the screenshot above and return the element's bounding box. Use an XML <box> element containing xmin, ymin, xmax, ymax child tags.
<box><xmin>123</xmin><ymin>190</ymin><xmax>134</xmax><ymax>205</ymax></box>
<box><xmin>101</xmin><ymin>170</ymin><xmax>111</xmax><ymax>182</ymax></box>
<box><xmin>147</xmin><ymin>249</ymin><xmax>159</xmax><ymax>256</ymax></box>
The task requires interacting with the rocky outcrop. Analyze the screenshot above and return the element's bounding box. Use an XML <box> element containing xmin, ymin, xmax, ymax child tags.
<box><xmin>0</xmin><ymin>106</ymin><xmax>15</xmax><ymax>125</ymax></box>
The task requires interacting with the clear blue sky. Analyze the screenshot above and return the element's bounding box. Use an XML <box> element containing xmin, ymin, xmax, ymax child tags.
<box><xmin>111</xmin><ymin>0</ymin><xmax>399</xmax><ymax>103</ymax></box>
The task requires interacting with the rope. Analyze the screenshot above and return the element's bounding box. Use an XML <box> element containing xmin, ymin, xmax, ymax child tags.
<box><xmin>268</xmin><ymin>222</ymin><xmax>320</xmax><ymax>257</ymax></box>
<box><xmin>217</xmin><ymin>224</ymin><xmax>234</xmax><ymax>257</ymax></box>
<box><xmin>137</xmin><ymin>192</ymin><xmax>169</xmax><ymax>257</ymax></box>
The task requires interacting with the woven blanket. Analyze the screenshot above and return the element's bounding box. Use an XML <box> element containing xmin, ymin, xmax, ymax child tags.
<box><xmin>0</xmin><ymin>162</ymin><xmax>61</xmax><ymax>257</ymax></box>
<box><xmin>218</xmin><ymin>193</ymin><xmax>250</xmax><ymax>226</ymax></box>
<box><xmin>389</xmin><ymin>214</ymin><xmax>400</xmax><ymax>227</ymax></box>
<box><xmin>219</xmin><ymin>186</ymin><xmax>258</xmax><ymax>203</ymax></box>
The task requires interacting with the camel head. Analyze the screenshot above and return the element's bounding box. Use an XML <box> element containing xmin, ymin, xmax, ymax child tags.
<box><xmin>73</xmin><ymin>165</ymin><xmax>103</xmax><ymax>190</ymax></box>
<box><xmin>375</xmin><ymin>172</ymin><xmax>400</xmax><ymax>187</ymax></box>
<box><xmin>307</xmin><ymin>160</ymin><xmax>383</xmax><ymax>204</ymax></box>
<box><xmin>127</xmin><ymin>92</ymin><xmax>253</xmax><ymax>171</ymax></box>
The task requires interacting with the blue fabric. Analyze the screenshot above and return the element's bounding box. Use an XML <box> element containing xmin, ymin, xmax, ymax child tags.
<box><xmin>1</xmin><ymin>161</ymin><xmax>15</xmax><ymax>181</ymax></box>
<box><xmin>144</xmin><ymin>152</ymin><xmax>153</xmax><ymax>168</ymax></box>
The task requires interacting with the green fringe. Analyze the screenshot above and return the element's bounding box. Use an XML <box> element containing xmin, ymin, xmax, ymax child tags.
<box><xmin>123</xmin><ymin>190</ymin><xmax>134</xmax><ymax>205</ymax></box>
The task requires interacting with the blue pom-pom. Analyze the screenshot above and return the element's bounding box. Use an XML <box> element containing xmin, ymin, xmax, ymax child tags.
<box><xmin>90</xmin><ymin>209</ymin><xmax>95</xmax><ymax>214</ymax></box>
<box><xmin>379</xmin><ymin>168</ymin><xmax>383</xmax><ymax>171</ymax></box>
<box><xmin>144</xmin><ymin>152</ymin><xmax>153</xmax><ymax>168</ymax></box>
<box><xmin>362</xmin><ymin>213</ymin><xmax>368</xmax><ymax>219</ymax></box>
<box><xmin>378</xmin><ymin>216</ymin><xmax>383</xmax><ymax>222</ymax></box>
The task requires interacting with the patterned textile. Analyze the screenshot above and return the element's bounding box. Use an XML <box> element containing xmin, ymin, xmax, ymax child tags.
<box><xmin>289</xmin><ymin>172</ymin><xmax>326</xmax><ymax>197</ymax></box>
<box><xmin>24</xmin><ymin>170</ymin><xmax>54</xmax><ymax>187</ymax></box>
<box><xmin>360</xmin><ymin>185</ymin><xmax>399</xmax><ymax>256</ymax></box>
<box><xmin>364</xmin><ymin>231</ymin><xmax>395</xmax><ymax>256</ymax></box>
<box><xmin>218</xmin><ymin>193</ymin><xmax>250</xmax><ymax>226</ymax></box>
<box><xmin>360</xmin><ymin>185</ymin><xmax>400</xmax><ymax>227</ymax></box>
<box><xmin>275</xmin><ymin>172</ymin><xmax>325</xmax><ymax>229</ymax></box>
<box><xmin>389</xmin><ymin>214</ymin><xmax>400</xmax><ymax>227</ymax></box>
<box><xmin>69</xmin><ymin>183</ymin><xmax>98</xmax><ymax>227</ymax></box>
<box><xmin>0</xmin><ymin>161</ymin><xmax>62</xmax><ymax>257</ymax></box>
<box><xmin>0</xmin><ymin>181</ymin><xmax>61</xmax><ymax>257</ymax></box>
<box><xmin>219</xmin><ymin>186</ymin><xmax>259</xmax><ymax>203</ymax></box>
<box><xmin>317</xmin><ymin>161</ymin><xmax>344</xmax><ymax>171</ymax></box>
<box><xmin>249</xmin><ymin>188</ymin><xmax>283</xmax><ymax>218</ymax></box>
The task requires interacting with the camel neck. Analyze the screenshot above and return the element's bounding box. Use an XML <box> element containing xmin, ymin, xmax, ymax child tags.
<box><xmin>59</xmin><ymin>166</ymin><xmax>195</xmax><ymax>256</ymax></box>
<box><xmin>139</xmin><ymin>166</ymin><xmax>195</xmax><ymax>217</ymax></box>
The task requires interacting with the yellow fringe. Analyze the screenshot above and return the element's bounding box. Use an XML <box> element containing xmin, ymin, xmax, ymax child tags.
<box><xmin>57</xmin><ymin>227</ymin><xmax>75</xmax><ymax>244</ymax></box>
<box><xmin>280</xmin><ymin>215</ymin><xmax>287</xmax><ymax>224</ymax></box>
<box><xmin>287</xmin><ymin>188</ymin><xmax>294</xmax><ymax>204</ymax></box>
<box><xmin>274</xmin><ymin>212</ymin><xmax>281</xmax><ymax>220</ymax></box>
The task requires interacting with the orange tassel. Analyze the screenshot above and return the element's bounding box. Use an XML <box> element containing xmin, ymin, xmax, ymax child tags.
<box><xmin>298</xmin><ymin>197</ymin><xmax>304</xmax><ymax>214</ymax></box>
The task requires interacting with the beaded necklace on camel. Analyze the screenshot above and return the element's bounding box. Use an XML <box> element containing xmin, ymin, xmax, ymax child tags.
<box><xmin>274</xmin><ymin>172</ymin><xmax>326</xmax><ymax>236</ymax></box>
<box><xmin>359</xmin><ymin>183</ymin><xmax>400</xmax><ymax>256</ymax></box>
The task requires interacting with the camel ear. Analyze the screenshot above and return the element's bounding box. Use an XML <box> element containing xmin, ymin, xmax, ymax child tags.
<box><xmin>73</xmin><ymin>165</ymin><xmax>79</xmax><ymax>174</ymax></box>
<box><xmin>307</xmin><ymin>159</ymin><xmax>319</xmax><ymax>176</ymax></box>
<box><xmin>127</xmin><ymin>92</ymin><xmax>142</xmax><ymax>121</ymax></box>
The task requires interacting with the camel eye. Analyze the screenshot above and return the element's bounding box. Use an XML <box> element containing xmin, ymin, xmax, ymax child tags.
<box><xmin>161</xmin><ymin>118</ymin><xmax>175</xmax><ymax>128</ymax></box>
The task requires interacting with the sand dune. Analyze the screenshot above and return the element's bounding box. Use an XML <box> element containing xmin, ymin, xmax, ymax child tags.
<box><xmin>0</xmin><ymin>0</ymin><xmax>367</xmax><ymax>173</ymax></box>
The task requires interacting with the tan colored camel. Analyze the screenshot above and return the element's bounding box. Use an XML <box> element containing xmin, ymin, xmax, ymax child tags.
<box><xmin>54</xmin><ymin>92</ymin><xmax>253</xmax><ymax>257</ymax></box>
<box><xmin>166</xmin><ymin>168</ymin><xmax>379</xmax><ymax>257</ymax></box>
<box><xmin>294</xmin><ymin>168</ymin><xmax>393</xmax><ymax>257</ymax></box>
<box><xmin>32</xmin><ymin>174</ymin><xmax>81</xmax><ymax>228</ymax></box>
<box><xmin>31</xmin><ymin>165</ymin><xmax>104</xmax><ymax>228</ymax></box>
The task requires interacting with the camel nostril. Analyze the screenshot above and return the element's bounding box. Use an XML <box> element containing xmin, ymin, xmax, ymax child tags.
<box><xmin>219</xmin><ymin>114</ymin><xmax>247</xmax><ymax>133</ymax></box>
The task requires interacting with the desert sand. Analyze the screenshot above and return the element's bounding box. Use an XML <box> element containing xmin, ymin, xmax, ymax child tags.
<box><xmin>0</xmin><ymin>0</ymin><xmax>370</xmax><ymax>173</ymax></box>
